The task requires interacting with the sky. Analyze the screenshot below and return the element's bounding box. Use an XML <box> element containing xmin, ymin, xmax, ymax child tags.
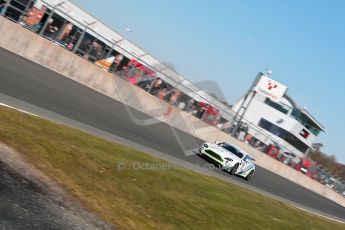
<box><xmin>73</xmin><ymin>0</ymin><xmax>345</xmax><ymax>163</ymax></box>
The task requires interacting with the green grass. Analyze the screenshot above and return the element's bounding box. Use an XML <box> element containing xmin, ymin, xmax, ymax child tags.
<box><xmin>0</xmin><ymin>105</ymin><xmax>344</xmax><ymax>230</ymax></box>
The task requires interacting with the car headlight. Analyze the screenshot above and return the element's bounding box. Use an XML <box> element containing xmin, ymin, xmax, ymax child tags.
<box><xmin>203</xmin><ymin>143</ymin><xmax>209</xmax><ymax>148</ymax></box>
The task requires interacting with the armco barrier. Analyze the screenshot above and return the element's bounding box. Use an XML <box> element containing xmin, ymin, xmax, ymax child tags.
<box><xmin>1</xmin><ymin>17</ymin><xmax>345</xmax><ymax>208</ymax></box>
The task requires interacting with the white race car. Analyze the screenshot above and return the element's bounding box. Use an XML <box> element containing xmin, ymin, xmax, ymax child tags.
<box><xmin>199</xmin><ymin>141</ymin><xmax>255</xmax><ymax>181</ymax></box>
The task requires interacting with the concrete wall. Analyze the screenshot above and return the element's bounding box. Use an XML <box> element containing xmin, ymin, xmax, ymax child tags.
<box><xmin>1</xmin><ymin>17</ymin><xmax>344</xmax><ymax>208</ymax></box>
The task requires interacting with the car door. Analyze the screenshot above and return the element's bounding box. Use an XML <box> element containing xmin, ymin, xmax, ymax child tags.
<box><xmin>237</xmin><ymin>155</ymin><xmax>252</xmax><ymax>175</ymax></box>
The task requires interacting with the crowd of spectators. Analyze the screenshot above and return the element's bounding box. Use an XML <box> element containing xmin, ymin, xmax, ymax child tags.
<box><xmin>2</xmin><ymin>1</ymin><xmax>223</xmax><ymax>126</ymax></box>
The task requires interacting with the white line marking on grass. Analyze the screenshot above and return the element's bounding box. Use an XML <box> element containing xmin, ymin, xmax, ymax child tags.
<box><xmin>0</xmin><ymin>103</ymin><xmax>42</xmax><ymax>118</ymax></box>
<box><xmin>295</xmin><ymin>206</ymin><xmax>345</xmax><ymax>224</ymax></box>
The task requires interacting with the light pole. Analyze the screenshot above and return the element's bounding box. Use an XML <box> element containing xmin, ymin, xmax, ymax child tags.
<box><xmin>231</xmin><ymin>71</ymin><xmax>270</xmax><ymax>136</ymax></box>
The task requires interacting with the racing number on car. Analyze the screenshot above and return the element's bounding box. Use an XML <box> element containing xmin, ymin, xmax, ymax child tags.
<box><xmin>239</xmin><ymin>160</ymin><xmax>247</xmax><ymax>171</ymax></box>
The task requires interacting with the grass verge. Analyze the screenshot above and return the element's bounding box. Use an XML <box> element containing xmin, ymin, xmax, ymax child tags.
<box><xmin>0</xmin><ymin>105</ymin><xmax>344</xmax><ymax>230</ymax></box>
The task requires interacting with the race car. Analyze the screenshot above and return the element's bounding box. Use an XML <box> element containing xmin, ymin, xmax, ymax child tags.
<box><xmin>199</xmin><ymin>141</ymin><xmax>255</xmax><ymax>181</ymax></box>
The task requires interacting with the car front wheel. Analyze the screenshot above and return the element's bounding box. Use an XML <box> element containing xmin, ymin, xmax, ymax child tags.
<box><xmin>245</xmin><ymin>170</ymin><xmax>254</xmax><ymax>181</ymax></box>
<box><xmin>230</xmin><ymin>163</ymin><xmax>239</xmax><ymax>175</ymax></box>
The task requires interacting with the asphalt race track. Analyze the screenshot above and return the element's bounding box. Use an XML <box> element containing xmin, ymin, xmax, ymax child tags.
<box><xmin>1</xmin><ymin>47</ymin><xmax>345</xmax><ymax>222</ymax></box>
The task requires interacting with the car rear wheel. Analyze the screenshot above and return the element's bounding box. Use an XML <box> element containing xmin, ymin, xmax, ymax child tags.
<box><xmin>245</xmin><ymin>170</ymin><xmax>254</xmax><ymax>181</ymax></box>
<box><xmin>230</xmin><ymin>163</ymin><xmax>239</xmax><ymax>175</ymax></box>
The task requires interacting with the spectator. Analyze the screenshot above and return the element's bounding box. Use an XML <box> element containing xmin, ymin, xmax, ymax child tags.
<box><xmin>195</xmin><ymin>106</ymin><xmax>207</xmax><ymax>119</ymax></box>
<box><xmin>163</xmin><ymin>89</ymin><xmax>174</xmax><ymax>102</ymax></box>
<box><xmin>254</xmin><ymin>140</ymin><xmax>262</xmax><ymax>149</ymax></box>
<box><xmin>0</xmin><ymin>0</ymin><xmax>5</xmax><ymax>15</ymax></box>
<box><xmin>47</xmin><ymin>24</ymin><xmax>59</xmax><ymax>39</ymax></box>
<box><xmin>33</xmin><ymin>21</ymin><xmax>43</xmax><ymax>33</ymax></box>
<box><xmin>170</xmin><ymin>89</ymin><xmax>181</xmax><ymax>105</ymax></box>
<box><xmin>148</xmin><ymin>78</ymin><xmax>163</xmax><ymax>95</ymax></box>
<box><xmin>43</xmin><ymin>18</ymin><xmax>58</xmax><ymax>39</ymax></box>
<box><xmin>244</xmin><ymin>134</ymin><xmax>252</xmax><ymax>144</ymax></box>
<box><xmin>157</xmin><ymin>88</ymin><xmax>168</xmax><ymax>100</ymax></box>
<box><xmin>137</xmin><ymin>72</ymin><xmax>153</xmax><ymax>88</ymax></box>
<box><xmin>184</xmin><ymin>99</ymin><xmax>195</xmax><ymax>113</ymax></box>
<box><xmin>164</xmin><ymin>89</ymin><xmax>181</xmax><ymax>118</ymax></box>
<box><xmin>126</xmin><ymin>61</ymin><xmax>137</xmax><ymax>77</ymax></box>
<box><xmin>78</xmin><ymin>39</ymin><xmax>92</xmax><ymax>56</ymax></box>
<box><xmin>137</xmin><ymin>77</ymin><xmax>153</xmax><ymax>90</ymax></box>
<box><xmin>127</xmin><ymin>69</ymin><xmax>143</xmax><ymax>85</ymax></box>
<box><xmin>59</xmin><ymin>23</ymin><xmax>73</xmax><ymax>43</ymax></box>
<box><xmin>111</xmin><ymin>54</ymin><xmax>124</xmax><ymax>71</ymax></box>
<box><xmin>65</xmin><ymin>36</ymin><xmax>77</xmax><ymax>50</ymax></box>
<box><xmin>89</xmin><ymin>41</ymin><xmax>102</xmax><ymax>61</ymax></box>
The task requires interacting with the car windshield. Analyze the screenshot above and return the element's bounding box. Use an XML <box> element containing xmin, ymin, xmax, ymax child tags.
<box><xmin>220</xmin><ymin>143</ymin><xmax>244</xmax><ymax>158</ymax></box>
<box><xmin>243</xmin><ymin>155</ymin><xmax>251</xmax><ymax>162</ymax></box>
